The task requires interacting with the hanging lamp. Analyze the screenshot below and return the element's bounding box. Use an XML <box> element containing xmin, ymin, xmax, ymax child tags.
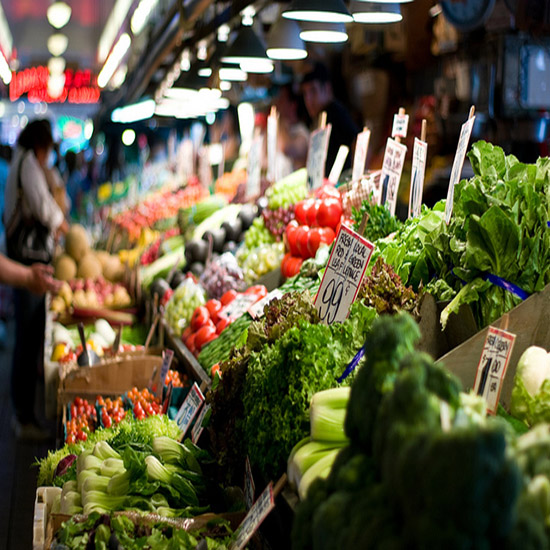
<box><xmin>282</xmin><ymin>0</ymin><xmax>353</xmax><ymax>24</ymax></box>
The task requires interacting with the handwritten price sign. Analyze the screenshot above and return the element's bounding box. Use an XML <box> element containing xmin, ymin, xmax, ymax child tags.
<box><xmin>380</xmin><ymin>138</ymin><xmax>407</xmax><ymax>216</ymax></box>
<box><xmin>314</xmin><ymin>225</ymin><xmax>374</xmax><ymax>324</ymax></box>
<box><xmin>175</xmin><ymin>383</ymin><xmax>205</xmax><ymax>437</ymax></box>
<box><xmin>473</xmin><ymin>326</ymin><xmax>516</xmax><ymax>414</ymax></box>
<box><xmin>306</xmin><ymin>125</ymin><xmax>332</xmax><ymax>190</ymax></box>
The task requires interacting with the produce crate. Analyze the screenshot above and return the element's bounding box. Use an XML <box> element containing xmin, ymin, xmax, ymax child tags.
<box><xmin>33</xmin><ymin>486</ymin><xmax>61</xmax><ymax>550</ymax></box>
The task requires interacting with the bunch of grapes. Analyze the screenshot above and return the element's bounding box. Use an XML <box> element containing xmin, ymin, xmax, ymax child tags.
<box><xmin>262</xmin><ymin>205</ymin><xmax>295</xmax><ymax>239</ymax></box>
<box><xmin>200</xmin><ymin>253</ymin><xmax>246</xmax><ymax>300</ymax></box>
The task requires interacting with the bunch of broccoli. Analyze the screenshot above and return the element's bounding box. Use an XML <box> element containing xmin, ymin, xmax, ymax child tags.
<box><xmin>292</xmin><ymin>312</ymin><xmax>550</xmax><ymax>550</ymax></box>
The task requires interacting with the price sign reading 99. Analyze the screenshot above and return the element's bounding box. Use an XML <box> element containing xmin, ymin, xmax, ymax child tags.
<box><xmin>314</xmin><ymin>225</ymin><xmax>374</xmax><ymax>324</ymax></box>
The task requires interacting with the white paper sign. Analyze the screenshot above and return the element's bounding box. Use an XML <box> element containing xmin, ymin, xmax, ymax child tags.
<box><xmin>408</xmin><ymin>138</ymin><xmax>428</xmax><ymax>219</ymax></box>
<box><xmin>314</xmin><ymin>225</ymin><xmax>375</xmax><ymax>324</ymax></box>
<box><xmin>158</xmin><ymin>349</ymin><xmax>174</xmax><ymax>398</ymax></box>
<box><xmin>352</xmin><ymin>129</ymin><xmax>371</xmax><ymax>182</ymax></box>
<box><xmin>230</xmin><ymin>483</ymin><xmax>275</xmax><ymax>550</ymax></box>
<box><xmin>218</xmin><ymin>293</ymin><xmax>258</xmax><ymax>322</ymax></box>
<box><xmin>267</xmin><ymin>113</ymin><xmax>278</xmax><ymax>183</ymax></box>
<box><xmin>473</xmin><ymin>326</ymin><xmax>516</xmax><ymax>415</ymax></box>
<box><xmin>198</xmin><ymin>147</ymin><xmax>212</xmax><ymax>190</ymax></box>
<box><xmin>248</xmin><ymin>289</ymin><xmax>283</xmax><ymax>320</ymax></box>
<box><xmin>380</xmin><ymin>138</ymin><xmax>408</xmax><ymax>216</ymax></box>
<box><xmin>306</xmin><ymin>125</ymin><xmax>332</xmax><ymax>190</ymax></box>
<box><xmin>328</xmin><ymin>145</ymin><xmax>349</xmax><ymax>185</ymax></box>
<box><xmin>391</xmin><ymin>113</ymin><xmax>409</xmax><ymax>139</ymax></box>
<box><xmin>247</xmin><ymin>134</ymin><xmax>264</xmax><ymax>199</ymax></box>
<box><xmin>191</xmin><ymin>403</ymin><xmax>210</xmax><ymax>444</ymax></box>
<box><xmin>175</xmin><ymin>383</ymin><xmax>205</xmax><ymax>436</ymax></box>
<box><xmin>445</xmin><ymin>115</ymin><xmax>476</xmax><ymax>224</ymax></box>
<box><xmin>244</xmin><ymin>456</ymin><xmax>255</xmax><ymax>509</ymax></box>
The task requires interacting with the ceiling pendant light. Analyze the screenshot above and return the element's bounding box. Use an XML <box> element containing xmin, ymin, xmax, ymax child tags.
<box><xmin>282</xmin><ymin>0</ymin><xmax>353</xmax><ymax>24</ymax></box>
<box><xmin>266</xmin><ymin>18</ymin><xmax>308</xmax><ymax>60</ymax></box>
<box><xmin>47</xmin><ymin>1</ymin><xmax>72</xmax><ymax>29</ymax></box>
<box><xmin>48</xmin><ymin>56</ymin><xmax>66</xmax><ymax>74</ymax></box>
<box><xmin>300</xmin><ymin>21</ymin><xmax>348</xmax><ymax>43</ymax></box>
<box><xmin>219</xmin><ymin>65</ymin><xmax>248</xmax><ymax>82</ymax></box>
<box><xmin>47</xmin><ymin>33</ymin><xmax>68</xmax><ymax>56</ymax></box>
<box><xmin>240</xmin><ymin>59</ymin><xmax>274</xmax><ymax>74</ymax></box>
<box><xmin>351</xmin><ymin>2</ymin><xmax>403</xmax><ymax>23</ymax></box>
<box><xmin>222</xmin><ymin>26</ymin><xmax>269</xmax><ymax>65</ymax></box>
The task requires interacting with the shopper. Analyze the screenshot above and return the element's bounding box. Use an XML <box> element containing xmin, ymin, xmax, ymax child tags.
<box><xmin>4</xmin><ymin>119</ymin><xmax>68</xmax><ymax>440</ymax></box>
<box><xmin>0</xmin><ymin>254</ymin><xmax>61</xmax><ymax>294</ymax></box>
<box><xmin>301</xmin><ymin>62</ymin><xmax>359</xmax><ymax>176</ymax></box>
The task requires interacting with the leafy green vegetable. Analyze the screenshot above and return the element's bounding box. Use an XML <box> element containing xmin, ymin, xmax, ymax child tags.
<box><xmin>352</xmin><ymin>201</ymin><xmax>402</xmax><ymax>242</ymax></box>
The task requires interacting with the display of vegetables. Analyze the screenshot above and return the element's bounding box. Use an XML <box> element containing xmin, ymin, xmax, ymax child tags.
<box><xmin>352</xmin><ymin>201</ymin><xmax>402</xmax><ymax>242</ymax></box>
<box><xmin>199</xmin><ymin>253</ymin><xmax>246</xmax><ymax>300</ymax></box>
<box><xmin>164</xmin><ymin>277</ymin><xmax>206</xmax><ymax>334</ymax></box>
<box><xmin>265</xmin><ymin>168</ymin><xmax>308</xmax><ymax>210</ymax></box>
<box><xmin>240</xmin><ymin>241</ymin><xmax>285</xmax><ymax>284</ymax></box>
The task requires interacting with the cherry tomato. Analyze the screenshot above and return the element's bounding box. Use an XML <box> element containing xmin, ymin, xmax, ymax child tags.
<box><xmin>205</xmin><ymin>299</ymin><xmax>223</xmax><ymax>323</ymax></box>
<box><xmin>194</xmin><ymin>324</ymin><xmax>217</xmax><ymax>352</ymax></box>
<box><xmin>216</xmin><ymin>317</ymin><xmax>230</xmax><ymax>334</ymax></box>
<box><xmin>211</xmin><ymin>363</ymin><xmax>222</xmax><ymax>378</ymax></box>
<box><xmin>220</xmin><ymin>289</ymin><xmax>238</xmax><ymax>305</ymax></box>
<box><xmin>191</xmin><ymin>306</ymin><xmax>210</xmax><ymax>332</ymax></box>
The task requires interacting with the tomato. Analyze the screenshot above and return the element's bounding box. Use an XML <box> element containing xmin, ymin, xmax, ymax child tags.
<box><xmin>307</xmin><ymin>227</ymin><xmax>322</xmax><ymax>257</ymax></box>
<box><xmin>77</xmin><ymin>430</ymin><xmax>88</xmax><ymax>442</ymax></box>
<box><xmin>288</xmin><ymin>256</ymin><xmax>303</xmax><ymax>278</ymax></box>
<box><xmin>205</xmin><ymin>299</ymin><xmax>222</xmax><ymax>323</ymax></box>
<box><xmin>285</xmin><ymin>220</ymin><xmax>300</xmax><ymax>256</ymax></box>
<box><xmin>315</xmin><ymin>184</ymin><xmax>340</xmax><ymax>201</ymax></box>
<box><xmin>295</xmin><ymin>199</ymin><xmax>314</xmax><ymax>225</ymax></box>
<box><xmin>216</xmin><ymin>317</ymin><xmax>230</xmax><ymax>334</ymax></box>
<box><xmin>181</xmin><ymin>326</ymin><xmax>193</xmax><ymax>342</ymax></box>
<box><xmin>185</xmin><ymin>333</ymin><xmax>197</xmax><ymax>353</ymax></box>
<box><xmin>317</xmin><ymin>198</ymin><xmax>343</xmax><ymax>230</ymax></box>
<box><xmin>295</xmin><ymin>225</ymin><xmax>311</xmax><ymax>259</ymax></box>
<box><xmin>161</xmin><ymin>288</ymin><xmax>173</xmax><ymax>306</ymax></box>
<box><xmin>211</xmin><ymin>363</ymin><xmax>222</xmax><ymax>378</ymax></box>
<box><xmin>134</xmin><ymin>402</ymin><xmax>145</xmax><ymax>420</ymax></box>
<box><xmin>221</xmin><ymin>289</ymin><xmax>238</xmax><ymax>305</ymax></box>
<box><xmin>245</xmin><ymin>285</ymin><xmax>267</xmax><ymax>299</ymax></box>
<box><xmin>66</xmin><ymin>433</ymin><xmax>76</xmax><ymax>445</ymax></box>
<box><xmin>102</xmin><ymin>412</ymin><xmax>112</xmax><ymax>429</ymax></box>
<box><xmin>319</xmin><ymin>226</ymin><xmax>336</xmax><ymax>245</ymax></box>
<box><xmin>191</xmin><ymin>306</ymin><xmax>210</xmax><ymax>332</ymax></box>
<box><xmin>307</xmin><ymin>201</ymin><xmax>320</xmax><ymax>227</ymax></box>
<box><xmin>194</xmin><ymin>324</ymin><xmax>217</xmax><ymax>352</ymax></box>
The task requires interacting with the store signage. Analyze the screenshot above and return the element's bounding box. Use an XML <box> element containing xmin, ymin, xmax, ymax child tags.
<box><xmin>314</xmin><ymin>225</ymin><xmax>374</xmax><ymax>324</ymax></box>
<box><xmin>191</xmin><ymin>403</ymin><xmax>210</xmax><ymax>444</ymax></box>
<box><xmin>408</xmin><ymin>137</ymin><xmax>428</xmax><ymax>219</ymax></box>
<box><xmin>445</xmin><ymin>113</ymin><xmax>476</xmax><ymax>224</ymax></box>
<box><xmin>380</xmin><ymin>138</ymin><xmax>407</xmax><ymax>216</ymax></box>
<box><xmin>175</xmin><ymin>382</ymin><xmax>205</xmax><ymax>437</ymax></box>
<box><xmin>230</xmin><ymin>482</ymin><xmax>275</xmax><ymax>550</ymax></box>
<box><xmin>473</xmin><ymin>326</ymin><xmax>516</xmax><ymax>415</ymax></box>
<box><xmin>244</xmin><ymin>455</ymin><xmax>255</xmax><ymax>509</ymax></box>
<box><xmin>328</xmin><ymin>145</ymin><xmax>349</xmax><ymax>184</ymax></box>
<box><xmin>218</xmin><ymin>293</ymin><xmax>258</xmax><ymax>322</ymax></box>
<box><xmin>352</xmin><ymin>128</ymin><xmax>371</xmax><ymax>182</ymax></box>
<box><xmin>391</xmin><ymin>113</ymin><xmax>409</xmax><ymax>139</ymax></box>
<box><xmin>306</xmin><ymin>125</ymin><xmax>332</xmax><ymax>190</ymax></box>
<box><xmin>158</xmin><ymin>349</ymin><xmax>174</xmax><ymax>398</ymax></box>
<box><xmin>267</xmin><ymin>109</ymin><xmax>278</xmax><ymax>183</ymax></box>
<box><xmin>248</xmin><ymin>289</ymin><xmax>283</xmax><ymax>320</ymax></box>
<box><xmin>247</xmin><ymin>134</ymin><xmax>263</xmax><ymax>199</ymax></box>
<box><xmin>9</xmin><ymin>66</ymin><xmax>100</xmax><ymax>103</ymax></box>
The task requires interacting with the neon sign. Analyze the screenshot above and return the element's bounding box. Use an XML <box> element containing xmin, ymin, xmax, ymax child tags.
<box><xmin>9</xmin><ymin>66</ymin><xmax>100</xmax><ymax>103</ymax></box>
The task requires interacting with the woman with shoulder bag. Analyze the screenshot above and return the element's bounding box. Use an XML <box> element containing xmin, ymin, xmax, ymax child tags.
<box><xmin>4</xmin><ymin>119</ymin><xmax>68</xmax><ymax>440</ymax></box>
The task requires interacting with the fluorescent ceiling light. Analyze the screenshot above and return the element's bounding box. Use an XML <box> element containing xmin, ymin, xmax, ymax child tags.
<box><xmin>300</xmin><ymin>22</ymin><xmax>348</xmax><ymax>43</ymax></box>
<box><xmin>240</xmin><ymin>59</ymin><xmax>274</xmax><ymax>74</ymax></box>
<box><xmin>218</xmin><ymin>24</ymin><xmax>230</xmax><ymax>42</ymax></box>
<box><xmin>98</xmin><ymin>0</ymin><xmax>133</xmax><ymax>63</ymax></box>
<box><xmin>122</xmin><ymin>129</ymin><xmax>136</xmax><ymax>146</ymax></box>
<box><xmin>222</xmin><ymin>26</ymin><xmax>269</xmax><ymax>64</ymax></box>
<box><xmin>283</xmin><ymin>0</ymin><xmax>353</xmax><ymax>23</ymax></box>
<box><xmin>267</xmin><ymin>18</ymin><xmax>308</xmax><ymax>60</ymax></box>
<box><xmin>111</xmin><ymin>65</ymin><xmax>128</xmax><ymax>89</ymax></box>
<box><xmin>98</xmin><ymin>33</ymin><xmax>131</xmax><ymax>88</ymax></box>
<box><xmin>112</xmin><ymin>98</ymin><xmax>156</xmax><ymax>123</ymax></box>
<box><xmin>219</xmin><ymin>66</ymin><xmax>247</xmax><ymax>82</ymax></box>
<box><xmin>198</xmin><ymin>67</ymin><xmax>212</xmax><ymax>77</ymax></box>
<box><xmin>0</xmin><ymin>50</ymin><xmax>11</xmax><ymax>84</ymax></box>
<box><xmin>358</xmin><ymin>0</ymin><xmax>412</xmax><ymax>2</ymax></box>
<box><xmin>131</xmin><ymin>0</ymin><xmax>159</xmax><ymax>35</ymax></box>
<box><xmin>48</xmin><ymin>56</ymin><xmax>65</xmax><ymax>74</ymax></box>
<box><xmin>47</xmin><ymin>2</ymin><xmax>72</xmax><ymax>29</ymax></box>
<box><xmin>47</xmin><ymin>33</ymin><xmax>68</xmax><ymax>56</ymax></box>
<box><xmin>352</xmin><ymin>2</ymin><xmax>403</xmax><ymax>23</ymax></box>
<box><xmin>220</xmin><ymin>80</ymin><xmax>232</xmax><ymax>91</ymax></box>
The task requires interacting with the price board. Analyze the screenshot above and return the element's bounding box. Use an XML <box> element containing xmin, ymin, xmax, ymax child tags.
<box><xmin>444</xmin><ymin>114</ymin><xmax>476</xmax><ymax>224</ymax></box>
<box><xmin>473</xmin><ymin>327</ymin><xmax>516</xmax><ymax>414</ymax></box>
<box><xmin>230</xmin><ymin>483</ymin><xmax>275</xmax><ymax>550</ymax></box>
<box><xmin>191</xmin><ymin>403</ymin><xmax>210</xmax><ymax>444</ymax></box>
<box><xmin>244</xmin><ymin>456</ymin><xmax>255</xmax><ymax>509</ymax></box>
<box><xmin>306</xmin><ymin>125</ymin><xmax>332</xmax><ymax>190</ymax></box>
<box><xmin>175</xmin><ymin>382</ymin><xmax>205</xmax><ymax>437</ymax></box>
<box><xmin>157</xmin><ymin>349</ymin><xmax>174</xmax><ymax>398</ymax></box>
<box><xmin>314</xmin><ymin>225</ymin><xmax>375</xmax><ymax>324</ymax></box>
<box><xmin>391</xmin><ymin>113</ymin><xmax>409</xmax><ymax>139</ymax></box>
<box><xmin>247</xmin><ymin>134</ymin><xmax>264</xmax><ymax>199</ymax></box>
<box><xmin>248</xmin><ymin>289</ymin><xmax>283</xmax><ymax>320</ymax></box>
<box><xmin>218</xmin><ymin>293</ymin><xmax>259</xmax><ymax>322</ymax></box>
<box><xmin>380</xmin><ymin>138</ymin><xmax>407</xmax><ymax>216</ymax></box>
<box><xmin>267</xmin><ymin>110</ymin><xmax>278</xmax><ymax>183</ymax></box>
<box><xmin>352</xmin><ymin>128</ymin><xmax>371</xmax><ymax>182</ymax></box>
<box><xmin>408</xmin><ymin>137</ymin><xmax>428</xmax><ymax>219</ymax></box>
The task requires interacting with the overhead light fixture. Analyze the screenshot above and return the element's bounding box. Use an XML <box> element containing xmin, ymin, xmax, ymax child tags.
<box><xmin>98</xmin><ymin>0</ymin><xmax>133</xmax><ymax>63</ymax></box>
<box><xmin>300</xmin><ymin>21</ymin><xmax>348</xmax><ymax>43</ymax></box>
<box><xmin>220</xmin><ymin>80</ymin><xmax>232</xmax><ymax>91</ymax></box>
<box><xmin>359</xmin><ymin>0</ymin><xmax>412</xmax><ymax>3</ymax></box>
<box><xmin>198</xmin><ymin>66</ymin><xmax>212</xmax><ymax>77</ymax></box>
<box><xmin>351</xmin><ymin>2</ymin><xmax>403</xmax><ymax>23</ymax></box>
<box><xmin>222</xmin><ymin>26</ymin><xmax>269</xmax><ymax>65</ymax></box>
<box><xmin>47</xmin><ymin>1</ymin><xmax>72</xmax><ymax>29</ymax></box>
<box><xmin>266</xmin><ymin>18</ymin><xmax>308</xmax><ymax>61</ymax></box>
<box><xmin>97</xmin><ymin>32</ymin><xmax>131</xmax><ymax>88</ymax></box>
<box><xmin>47</xmin><ymin>33</ymin><xmax>68</xmax><ymax>56</ymax></box>
<box><xmin>219</xmin><ymin>65</ymin><xmax>247</xmax><ymax>82</ymax></box>
<box><xmin>240</xmin><ymin>59</ymin><xmax>274</xmax><ymax>74</ymax></box>
<box><xmin>47</xmin><ymin>73</ymin><xmax>66</xmax><ymax>98</ymax></box>
<box><xmin>171</xmin><ymin>68</ymin><xmax>208</xmax><ymax>92</ymax></box>
<box><xmin>48</xmin><ymin>56</ymin><xmax>66</xmax><ymax>74</ymax></box>
<box><xmin>282</xmin><ymin>0</ymin><xmax>353</xmax><ymax>23</ymax></box>
<box><xmin>112</xmin><ymin>98</ymin><xmax>156</xmax><ymax>123</ymax></box>
<box><xmin>122</xmin><ymin>128</ymin><xmax>136</xmax><ymax>146</ymax></box>
<box><xmin>217</xmin><ymin>24</ymin><xmax>230</xmax><ymax>43</ymax></box>
<box><xmin>0</xmin><ymin>50</ymin><xmax>11</xmax><ymax>84</ymax></box>
<box><xmin>131</xmin><ymin>0</ymin><xmax>159</xmax><ymax>35</ymax></box>
<box><xmin>111</xmin><ymin>65</ymin><xmax>128</xmax><ymax>89</ymax></box>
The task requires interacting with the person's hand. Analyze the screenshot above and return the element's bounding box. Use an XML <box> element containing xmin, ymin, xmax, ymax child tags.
<box><xmin>27</xmin><ymin>263</ymin><xmax>63</xmax><ymax>295</ymax></box>
<box><xmin>57</xmin><ymin>219</ymin><xmax>69</xmax><ymax>239</ymax></box>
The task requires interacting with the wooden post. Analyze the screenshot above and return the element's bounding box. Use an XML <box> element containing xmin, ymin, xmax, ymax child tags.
<box><xmin>394</xmin><ymin>107</ymin><xmax>406</xmax><ymax>144</ymax></box>
<box><xmin>420</xmin><ymin>119</ymin><xmax>427</xmax><ymax>142</ymax></box>
<box><xmin>319</xmin><ymin>111</ymin><xmax>327</xmax><ymax>129</ymax></box>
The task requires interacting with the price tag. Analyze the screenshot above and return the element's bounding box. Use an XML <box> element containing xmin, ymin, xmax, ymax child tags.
<box><xmin>328</xmin><ymin>145</ymin><xmax>349</xmax><ymax>184</ymax></box>
<box><xmin>444</xmin><ymin>115</ymin><xmax>476</xmax><ymax>224</ymax></box>
<box><xmin>248</xmin><ymin>289</ymin><xmax>283</xmax><ymax>320</ymax></box>
<box><xmin>158</xmin><ymin>349</ymin><xmax>174</xmax><ymax>398</ymax></box>
<box><xmin>267</xmin><ymin>111</ymin><xmax>278</xmax><ymax>183</ymax></box>
<box><xmin>473</xmin><ymin>326</ymin><xmax>516</xmax><ymax>415</ymax></box>
<box><xmin>247</xmin><ymin>134</ymin><xmax>264</xmax><ymax>199</ymax></box>
<box><xmin>244</xmin><ymin>456</ymin><xmax>255</xmax><ymax>509</ymax></box>
<box><xmin>391</xmin><ymin>113</ymin><xmax>409</xmax><ymax>139</ymax></box>
<box><xmin>314</xmin><ymin>225</ymin><xmax>375</xmax><ymax>324</ymax></box>
<box><xmin>162</xmin><ymin>382</ymin><xmax>173</xmax><ymax>415</ymax></box>
<box><xmin>175</xmin><ymin>382</ymin><xmax>205</xmax><ymax>437</ymax></box>
<box><xmin>380</xmin><ymin>138</ymin><xmax>407</xmax><ymax>216</ymax></box>
<box><xmin>218</xmin><ymin>293</ymin><xmax>259</xmax><ymax>322</ymax></box>
<box><xmin>230</xmin><ymin>483</ymin><xmax>275</xmax><ymax>550</ymax></box>
<box><xmin>352</xmin><ymin>128</ymin><xmax>371</xmax><ymax>182</ymax></box>
<box><xmin>191</xmin><ymin>403</ymin><xmax>210</xmax><ymax>444</ymax></box>
<box><xmin>306</xmin><ymin>125</ymin><xmax>332</xmax><ymax>190</ymax></box>
<box><xmin>408</xmin><ymin>137</ymin><xmax>428</xmax><ymax>219</ymax></box>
